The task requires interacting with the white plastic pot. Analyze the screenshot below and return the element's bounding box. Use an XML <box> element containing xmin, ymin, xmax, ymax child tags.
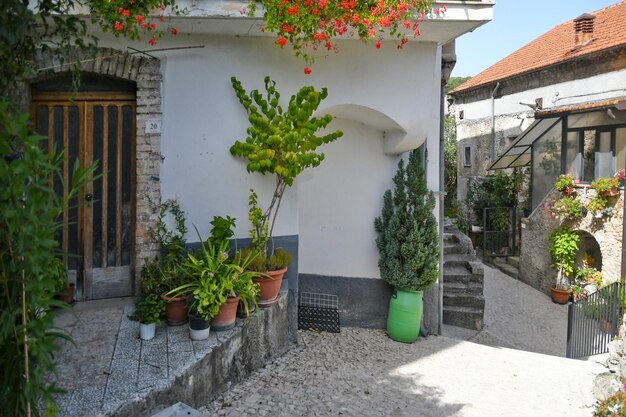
<box><xmin>140</xmin><ymin>322</ymin><xmax>156</xmax><ymax>340</ymax></box>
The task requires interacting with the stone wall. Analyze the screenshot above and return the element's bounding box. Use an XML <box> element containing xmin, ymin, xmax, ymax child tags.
<box><xmin>519</xmin><ymin>186</ymin><xmax>624</xmax><ymax>294</ymax></box>
<box><xmin>30</xmin><ymin>47</ymin><xmax>163</xmax><ymax>294</ymax></box>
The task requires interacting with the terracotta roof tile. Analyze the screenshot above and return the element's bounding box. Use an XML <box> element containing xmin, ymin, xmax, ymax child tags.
<box><xmin>452</xmin><ymin>1</ymin><xmax>626</xmax><ymax>94</ymax></box>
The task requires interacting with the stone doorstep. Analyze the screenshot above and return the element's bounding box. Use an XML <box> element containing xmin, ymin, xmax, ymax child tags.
<box><xmin>57</xmin><ymin>292</ymin><xmax>289</xmax><ymax>417</ymax></box>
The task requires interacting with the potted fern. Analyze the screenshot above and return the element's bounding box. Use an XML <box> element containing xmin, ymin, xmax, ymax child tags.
<box><xmin>374</xmin><ymin>149</ymin><xmax>439</xmax><ymax>343</ymax></box>
<box><xmin>229</xmin><ymin>76</ymin><xmax>342</xmax><ymax>306</ymax></box>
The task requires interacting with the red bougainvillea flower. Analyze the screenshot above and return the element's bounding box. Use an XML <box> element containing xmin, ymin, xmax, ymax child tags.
<box><xmin>114</xmin><ymin>21</ymin><xmax>123</xmax><ymax>31</ymax></box>
<box><xmin>149</xmin><ymin>37</ymin><xmax>156</xmax><ymax>46</ymax></box>
<box><xmin>304</xmin><ymin>67</ymin><xmax>312</xmax><ymax>74</ymax></box>
<box><xmin>247</xmin><ymin>0</ymin><xmax>439</xmax><ymax>68</ymax></box>
<box><xmin>150</xmin><ymin>23</ymin><xmax>156</xmax><ymax>30</ymax></box>
<box><xmin>136</xmin><ymin>15</ymin><xmax>144</xmax><ymax>23</ymax></box>
<box><xmin>277</xmin><ymin>36</ymin><xmax>287</xmax><ymax>46</ymax></box>
<box><xmin>171</xmin><ymin>27</ymin><xmax>178</xmax><ymax>35</ymax></box>
<box><xmin>376</xmin><ymin>40</ymin><xmax>381</xmax><ymax>49</ymax></box>
<box><xmin>122</xmin><ymin>9</ymin><xmax>130</xmax><ymax>17</ymax></box>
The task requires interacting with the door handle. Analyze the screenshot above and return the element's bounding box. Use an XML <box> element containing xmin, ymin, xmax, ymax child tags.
<box><xmin>85</xmin><ymin>193</ymin><xmax>93</xmax><ymax>202</ymax></box>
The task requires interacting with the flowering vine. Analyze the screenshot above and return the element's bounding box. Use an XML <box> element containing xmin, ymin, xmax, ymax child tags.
<box><xmin>89</xmin><ymin>0</ymin><xmax>181</xmax><ymax>46</ymax></box>
<box><xmin>246</xmin><ymin>0</ymin><xmax>446</xmax><ymax>72</ymax></box>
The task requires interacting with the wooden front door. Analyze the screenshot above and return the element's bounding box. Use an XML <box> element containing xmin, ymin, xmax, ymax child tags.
<box><xmin>32</xmin><ymin>91</ymin><xmax>136</xmax><ymax>300</ymax></box>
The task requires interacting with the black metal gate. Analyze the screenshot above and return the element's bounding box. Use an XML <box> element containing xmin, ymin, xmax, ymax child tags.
<box><xmin>482</xmin><ymin>207</ymin><xmax>518</xmax><ymax>258</ymax></box>
<box><xmin>567</xmin><ymin>282</ymin><xmax>625</xmax><ymax>359</ymax></box>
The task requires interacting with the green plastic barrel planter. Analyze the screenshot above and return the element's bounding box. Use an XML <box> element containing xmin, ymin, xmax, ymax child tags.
<box><xmin>387</xmin><ymin>289</ymin><xmax>423</xmax><ymax>343</ymax></box>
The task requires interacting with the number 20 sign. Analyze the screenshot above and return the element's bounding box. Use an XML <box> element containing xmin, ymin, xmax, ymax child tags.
<box><xmin>145</xmin><ymin>119</ymin><xmax>161</xmax><ymax>134</ymax></box>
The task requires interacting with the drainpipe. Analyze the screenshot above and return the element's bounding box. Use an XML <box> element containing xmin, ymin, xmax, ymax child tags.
<box><xmin>438</xmin><ymin>80</ymin><xmax>446</xmax><ymax>335</ymax></box>
<box><xmin>438</xmin><ymin>41</ymin><xmax>456</xmax><ymax>335</ymax></box>
<box><xmin>491</xmin><ymin>82</ymin><xmax>501</xmax><ymax>163</ymax></box>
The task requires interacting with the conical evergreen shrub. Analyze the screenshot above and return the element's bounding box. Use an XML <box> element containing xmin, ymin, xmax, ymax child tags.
<box><xmin>374</xmin><ymin>149</ymin><xmax>439</xmax><ymax>291</ymax></box>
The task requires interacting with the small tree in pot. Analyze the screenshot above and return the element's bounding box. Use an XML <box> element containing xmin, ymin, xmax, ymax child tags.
<box><xmin>230</xmin><ymin>75</ymin><xmax>343</xmax><ymax>305</ymax></box>
<box><xmin>375</xmin><ymin>149</ymin><xmax>439</xmax><ymax>343</ymax></box>
<box><xmin>548</xmin><ymin>226</ymin><xmax>579</xmax><ymax>304</ymax></box>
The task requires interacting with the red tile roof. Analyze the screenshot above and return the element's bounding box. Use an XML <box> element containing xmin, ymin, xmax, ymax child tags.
<box><xmin>452</xmin><ymin>1</ymin><xmax>626</xmax><ymax>94</ymax></box>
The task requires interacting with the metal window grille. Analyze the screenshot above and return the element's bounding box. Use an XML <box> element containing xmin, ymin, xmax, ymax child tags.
<box><xmin>298</xmin><ymin>292</ymin><xmax>340</xmax><ymax>333</ymax></box>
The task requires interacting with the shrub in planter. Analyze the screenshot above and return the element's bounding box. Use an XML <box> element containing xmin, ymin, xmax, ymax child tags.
<box><xmin>548</xmin><ymin>227</ymin><xmax>580</xmax><ymax>303</ymax></box>
<box><xmin>592</xmin><ymin>177</ymin><xmax>620</xmax><ymax>196</ymax></box>
<box><xmin>375</xmin><ymin>149</ymin><xmax>439</xmax><ymax>343</ymax></box>
<box><xmin>229</xmin><ymin>76</ymin><xmax>342</xmax><ymax>305</ymax></box>
<box><xmin>548</xmin><ymin>196</ymin><xmax>583</xmax><ymax>222</ymax></box>
<box><xmin>554</xmin><ymin>174</ymin><xmax>577</xmax><ymax>194</ymax></box>
<box><xmin>594</xmin><ymin>389</ymin><xmax>626</xmax><ymax>416</ymax></box>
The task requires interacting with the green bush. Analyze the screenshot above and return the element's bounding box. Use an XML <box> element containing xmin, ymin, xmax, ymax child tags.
<box><xmin>0</xmin><ymin>100</ymin><xmax>94</xmax><ymax>416</ymax></box>
<box><xmin>374</xmin><ymin>149</ymin><xmax>439</xmax><ymax>292</ymax></box>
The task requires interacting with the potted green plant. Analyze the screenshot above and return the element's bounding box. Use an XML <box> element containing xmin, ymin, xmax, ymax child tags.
<box><xmin>229</xmin><ymin>76</ymin><xmax>342</xmax><ymax>306</ymax></box>
<box><xmin>134</xmin><ymin>294</ymin><xmax>165</xmax><ymax>340</ymax></box>
<box><xmin>548</xmin><ymin>226</ymin><xmax>580</xmax><ymax>304</ymax></box>
<box><xmin>587</xmin><ymin>196</ymin><xmax>607</xmax><ymax>218</ymax></box>
<box><xmin>554</xmin><ymin>174</ymin><xmax>577</xmax><ymax>194</ymax></box>
<box><xmin>50</xmin><ymin>257</ymin><xmax>74</xmax><ymax>305</ymax></box>
<box><xmin>207</xmin><ymin>215</ymin><xmax>261</xmax><ymax>319</ymax></box>
<box><xmin>374</xmin><ymin>149</ymin><xmax>439</xmax><ymax>343</ymax></box>
<box><xmin>548</xmin><ymin>196</ymin><xmax>583</xmax><ymax>222</ymax></box>
<box><xmin>140</xmin><ymin>199</ymin><xmax>190</xmax><ymax>325</ymax></box>
<box><xmin>167</xmin><ymin>230</ymin><xmax>259</xmax><ymax>338</ymax></box>
<box><xmin>591</xmin><ymin>177</ymin><xmax>620</xmax><ymax>197</ymax></box>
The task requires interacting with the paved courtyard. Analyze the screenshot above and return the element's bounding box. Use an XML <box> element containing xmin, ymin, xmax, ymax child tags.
<box><xmin>201</xmin><ymin>328</ymin><xmax>602</xmax><ymax>417</ymax></box>
<box><xmin>201</xmin><ymin>264</ymin><xmax>604</xmax><ymax>417</ymax></box>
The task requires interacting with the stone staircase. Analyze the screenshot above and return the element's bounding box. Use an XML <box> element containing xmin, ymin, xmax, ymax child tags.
<box><xmin>443</xmin><ymin>226</ymin><xmax>485</xmax><ymax>331</ymax></box>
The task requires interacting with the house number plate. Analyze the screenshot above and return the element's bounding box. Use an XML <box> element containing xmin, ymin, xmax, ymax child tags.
<box><xmin>145</xmin><ymin>119</ymin><xmax>161</xmax><ymax>134</ymax></box>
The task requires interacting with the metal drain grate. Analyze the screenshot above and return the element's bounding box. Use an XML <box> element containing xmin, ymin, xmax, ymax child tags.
<box><xmin>298</xmin><ymin>292</ymin><xmax>340</xmax><ymax>333</ymax></box>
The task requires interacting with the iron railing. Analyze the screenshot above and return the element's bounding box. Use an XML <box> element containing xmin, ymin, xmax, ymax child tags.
<box><xmin>567</xmin><ymin>282</ymin><xmax>625</xmax><ymax>359</ymax></box>
<box><xmin>482</xmin><ymin>207</ymin><xmax>517</xmax><ymax>258</ymax></box>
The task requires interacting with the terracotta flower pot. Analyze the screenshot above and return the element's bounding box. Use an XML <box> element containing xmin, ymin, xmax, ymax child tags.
<box><xmin>601</xmin><ymin>188</ymin><xmax>619</xmax><ymax>197</ymax></box>
<box><xmin>551</xmin><ymin>287</ymin><xmax>572</xmax><ymax>304</ymax></box>
<box><xmin>55</xmin><ymin>283</ymin><xmax>75</xmax><ymax>304</ymax></box>
<box><xmin>161</xmin><ymin>293</ymin><xmax>187</xmax><ymax>326</ymax></box>
<box><xmin>211</xmin><ymin>296</ymin><xmax>240</xmax><ymax>331</ymax></box>
<box><xmin>253</xmin><ymin>268</ymin><xmax>287</xmax><ymax>308</ymax></box>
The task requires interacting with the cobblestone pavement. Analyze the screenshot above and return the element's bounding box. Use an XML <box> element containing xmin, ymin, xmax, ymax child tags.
<box><xmin>201</xmin><ymin>328</ymin><xmax>603</xmax><ymax>417</ymax></box>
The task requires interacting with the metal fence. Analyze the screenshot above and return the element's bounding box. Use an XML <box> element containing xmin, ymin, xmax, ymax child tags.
<box><xmin>567</xmin><ymin>282</ymin><xmax>625</xmax><ymax>359</ymax></box>
<box><xmin>482</xmin><ymin>207</ymin><xmax>517</xmax><ymax>258</ymax></box>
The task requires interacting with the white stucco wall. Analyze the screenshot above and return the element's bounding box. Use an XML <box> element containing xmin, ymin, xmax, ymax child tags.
<box><xmin>298</xmin><ymin>119</ymin><xmax>400</xmax><ymax>278</ymax></box>
<box><xmin>95</xmin><ymin>32</ymin><xmax>442</xmax><ymax>279</ymax></box>
<box><xmin>454</xmin><ymin>68</ymin><xmax>626</xmax><ymax>122</ymax></box>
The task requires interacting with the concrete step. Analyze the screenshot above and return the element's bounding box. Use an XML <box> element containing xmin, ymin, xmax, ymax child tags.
<box><xmin>443</xmin><ymin>254</ymin><xmax>478</xmax><ymax>268</ymax></box>
<box><xmin>443</xmin><ymin>293</ymin><xmax>485</xmax><ymax>309</ymax></box>
<box><xmin>443</xmin><ymin>232</ymin><xmax>459</xmax><ymax>243</ymax></box>
<box><xmin>508</xmin><ymin>256</ymin><xmax>520</xmax><ymax>269</ymax></box>
<box><xmin>444</xmin><ymin>242</ymin><xmax>467</xmax><ymax>255</ymax></box>
<box><xmin>492</xmin><ymin>258</ymin><xmax>519</xmax><ymax>279</ymax></box>
<box><xmin>443</xmin><ymin>306</ymin><xmax>484</xmax><ymax>331</ymax></box>
<box><xmin>443</xmin><ymin>266</ymin><xmax>484</xmax><ymax>284</ymax></box>
<box><xmin>443</xmin><ymin>282</ymin><xmax>484</xmax><ymax>295</ymax></box>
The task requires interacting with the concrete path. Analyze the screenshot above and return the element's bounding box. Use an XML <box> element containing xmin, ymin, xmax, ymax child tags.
<box><xmin>201</xmin><ymin>328</ymin><xmax>603</xmax><ymax>417</ymax></box>
<box><xmin>445</xmin><ymin>263</ymin><xmax>570</xmax><ymax>357</ymax></box>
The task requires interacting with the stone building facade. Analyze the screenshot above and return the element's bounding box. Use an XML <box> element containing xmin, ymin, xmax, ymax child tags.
<box><xmin>520</xmin><ymin>187</ymin><xmax>624</xmax><ymax>293</ymax></box>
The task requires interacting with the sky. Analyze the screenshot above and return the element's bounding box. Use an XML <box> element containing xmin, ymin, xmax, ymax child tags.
<box><xmin>451</xmin><ymin>0</ymin><xmax>619</xmax><ymax>78</ymax></box>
